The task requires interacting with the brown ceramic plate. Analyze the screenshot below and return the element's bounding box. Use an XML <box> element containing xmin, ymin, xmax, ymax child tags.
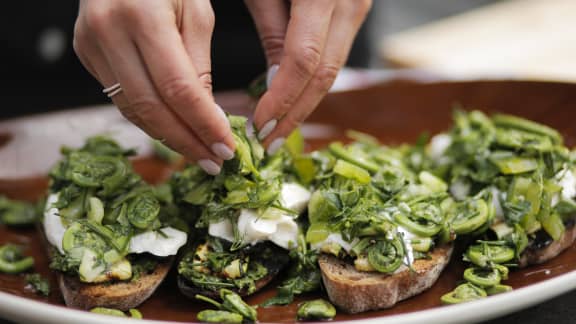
<box><xmin>1</xmin><ymin>80</ymin><xmax>576</xmax><ymax>324</ymax></box>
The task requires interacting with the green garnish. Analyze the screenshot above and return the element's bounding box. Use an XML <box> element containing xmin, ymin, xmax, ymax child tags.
<box><xmin>195</xmin><ymin>289</ymin><xmax>257</xmax><ymax>323</ymax></box>
<box><xmin>441</xmin><ymin>283</ymin><xmax>487</xmax><ymax>304</ymax></box>
<box><xmin>152</xmin><ymin>139</ymin><xmax>182</xmax><ymax>164</ymax></box>
<box><xmin>47</xmin><ymin>136</ymin><xmax>184</xmax><ymax>282</ymax></box>
<box><xmin>197</xmin><ymin>310</ymin><xmax>243</xmax><ymax>324</ymax></box>
<box><xmin>0</xmin><ymin>244</ymin><xmax>34</xmax><ymax>274</ymax></box>
<box><xmin>297</xmin><ymin>299</ymin><xmax>336</xmax><ymax>321</ymax></box>
<box><xmin>432</xmin><ymin>110</ymin><xmax>575</xmax><ymax>304</ymax></box>
<box><xmin>262</xmin><ymin>234</ymin><xmax>321</xmax><ymax>306</ymax></box>
<box><xmin>0</xmin><ymin>196</ymin><xmax>39</xmax><ymax>226</ymax></box>
<box><xmin>90</xmin><ymin>307</ymin><xmax>142</xmax><ymax>318</ymax></box>
<box><xmin>24</xmin><ymin>273</ymin><xmax>50</xmax><ymax>296</ymax></box>
<box><xmin>304</xmin><ymin>133</ymin><xmax>455</xmax><ymax>276</ymax></box>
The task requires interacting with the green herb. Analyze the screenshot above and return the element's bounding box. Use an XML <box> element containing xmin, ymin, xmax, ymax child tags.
<box><xmin>304</xmin><ymin>137</ymin><xmax>456</xmax><ymax>277</ymax></box>
<box><xmin>246</xmin><ymin>72</ymin><xmax>267</xmax><ymax>99</ymax></box>
<box><xmin>24</xmin><ymin>273</ymin><xmax>50</xmax><ymax>296</ymax></box>
<box><xmin>129</xmin><ymin>256</ymin><xmax>158</xmax><ymax>282</ymax></box>
<box><xmin>178</xmin><ymin>239</ymin><xmax>278</xmax><ymax>295</ymax></box>
<box><xmin>90</xmin><ymin>307</ymin><xmax>142</xmax><ymax>318</ymax></box>
<box><xmin>262</xmin><ymin>235</ymin><xmax>321</xmax><ymax>306</ymax></box>
<box><xmin>47</xmin><ymin>136</ymin><xmax>184</xmax><ymax>282</ymax></box>
<box><xmin>0</xmin><ymin>244</ymin><xmax>34</xmax><ymax>274</ymax></box>
<box><xmin>297</xmin><ymin>299</ymin><xmax>336</xmax><ymax>321</ymax></box>
<box><xmin>172</xmin><ymin>116</ymin><xmax>284</xmax><ymax>233</ymax></box>
<box><xmin>430</xmin><ymin>110</ymin><xmax>576</xmax><ymax>304</ymax></box>
<box><xmin>441</xmin><ymin>283</ymin><xmax>487</xmax><ymax>304</ymax></box>
<box><xmin>0</xmin><ymin>196</ymin><xmax>39</xmax><ymax>226</ymax></box>
<box><xmin>196</xmin><ymin>289</ymin><xmax>257</xmax><ymax>323</ymax></box>
<box><xmin>197</xmin><ymin>310</ymin><xmax>243</xmax><ymax>324</ymax></box>
<box><xmin>152</xmin><ymin>140</ymin><xmax>182</xmax><ymax>164</ymax></box>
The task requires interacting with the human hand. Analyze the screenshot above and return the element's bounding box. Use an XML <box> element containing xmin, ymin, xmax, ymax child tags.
<box><xmin>74</xmin><ymin>0</ymin><xmax>235</xmax><ymax>175</ymax></box>
<box><xmin>245</xmin><ymin>0</ymin><xmax>372</xmax><ymax>152</ymax></box>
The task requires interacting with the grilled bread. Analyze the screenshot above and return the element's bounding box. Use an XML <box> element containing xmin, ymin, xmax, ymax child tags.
<box><xmin>319</xmin><ymin>244</ymin><xmax>453</xmax><ymax>314</ymax></box>
<box><xmin>58</xmin><ymin>258</ymin><xmax>172</xmax><ymax>310</ymax></box>
<box><xmin>519</xmin><ymin>224</ymin><xmax>576</xmax><ymax>267</ymax></box>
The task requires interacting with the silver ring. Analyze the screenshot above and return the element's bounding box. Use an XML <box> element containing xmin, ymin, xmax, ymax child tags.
<box><xmin>102</xmin><ymin>83</ymin><xmax>123</xmax><ymax>98</ymax></box>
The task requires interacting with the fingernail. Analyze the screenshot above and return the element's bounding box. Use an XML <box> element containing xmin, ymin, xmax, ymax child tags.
<box><xmin>266</xmin><ymin>64</ymin><xmax>279</xmax><ymax>89</ymax></box>
<box><xmin>211</xmin><ymin>142</ymin><xmax>234</xmax><ymax>160</ymax></box>
<box><xmin>198</xmin><ymin>159</ymin><xmax>221</xmax><ymax>175</ymax></box>
<box><xmin>215</xmin><ymin>104</ymin><xmax>229</xmax><ymax>126</ymax></box>
<box><xmin>267</xmin><ymin>137</ymin><xmax>285</xmax><ymax>155</ymax></box>
<box><xmin>258</xmin><ymin>119</ymin><xmax>277</xmax><ymax>140</ymax></box>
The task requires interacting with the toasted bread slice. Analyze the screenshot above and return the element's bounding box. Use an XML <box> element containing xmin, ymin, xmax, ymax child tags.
<box><xmin>319</xmin><ymin>244</ymin><xmax>453</xmax><ymax>314</ymax></box>
<box><xmin>519</xmin><ymin>223</ymin><xmax>576</xmax><ymax>267</ymax></box>
<box><xmin>58</xmin><ymin>258</ymin><xmax>172</xmax><ymax>310</ymax></box>
<box><xmin>39</xmin><ymin>225</ymin><xmax>172</xmax><ymax>311</ymax></box>
<box><xmin>177</xmin><ymin>241</ymin><xmax>290</xmax><ymax>299</ymax></box>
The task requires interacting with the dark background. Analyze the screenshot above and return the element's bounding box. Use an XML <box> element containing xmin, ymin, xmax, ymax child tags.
<box><xmin>3</xmin><ymin>1</ymin><xmax>576</xmax><ymax>323</ymax></box>
<box><xmin>0</xmin><ymin>1</ymin><xmax>371</xmax><ymax>119</ymax></box>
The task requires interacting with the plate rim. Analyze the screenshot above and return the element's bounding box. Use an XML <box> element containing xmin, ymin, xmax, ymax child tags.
<box><xmin>0</xmin><ymin>266</ymin><xmax>575</xmax><ymax>324</ymax></box>
<box><xmin>2</xmin><ymin>82</ymin><xmax>576</xmax><ymax>323</ymax></box>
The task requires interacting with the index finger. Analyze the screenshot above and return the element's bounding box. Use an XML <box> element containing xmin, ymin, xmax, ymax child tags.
<box><xmin>253</xmin><ymin>0</ymin><xmax>336</xmax><ymax>138</ymax></box>
<box><xmin>131</xmin><ymin>6</ymin><xmax>236</xmax><ymax>155</ymax></box>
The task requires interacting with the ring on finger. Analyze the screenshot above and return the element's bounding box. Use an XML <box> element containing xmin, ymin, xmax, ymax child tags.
<box><xmin>102</xmin><ymin>83</ymin><xmax>123</xmax><ymax>98</ymax></box>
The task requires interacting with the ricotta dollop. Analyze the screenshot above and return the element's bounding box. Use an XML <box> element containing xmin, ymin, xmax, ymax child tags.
<box><xmin>43</xmin><ymin>193</ymin><xmax>187</xmax><ymax>257</ymax></box>
<box><xmin>208</xmin><ymin>182</ymin><xmax>311</xmax><ymax>250</ymax></box>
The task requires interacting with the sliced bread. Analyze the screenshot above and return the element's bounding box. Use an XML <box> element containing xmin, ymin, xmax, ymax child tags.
<box><xmin>319</xmin><ymin>244</ymin><xmax>453</xmax><ymax>314</ymax></box>
<box><xmin>58</xmin><ymin>258</ymin><xmax>172</xmax><ymax>310</ymax></box>
<box><xmin>519</xmin><ymin>224</ymin><xmax>576</xmax><ymax>267</ymax></box>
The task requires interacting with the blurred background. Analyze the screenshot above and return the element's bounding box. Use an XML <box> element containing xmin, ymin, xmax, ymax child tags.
<box><xmin>1</xmin><ymin>0</ymin><xmax>574</xmax><ymax>119</ymax></box>
<box><xmin>1</xmin><ymin>1</ymin><xmax>576</xmax><ymax>323</ymax></box>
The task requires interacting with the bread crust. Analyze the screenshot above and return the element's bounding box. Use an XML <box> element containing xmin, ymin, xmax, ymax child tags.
<box><xmin>39</xmin><ymin>224</ymin><xmax>172</xmax><ymax>311</ymax></box>
<box><xmin>57</xmin><ymin>258</ymin><xmax>172</xmax><ymax>311</ymax></box>
<box><xmin>319</xmin><ymin>244</ymin><xmax>453</xmax><ymax>314</ymax></box>
<box><xmin>519</xmin><ymin>224</ymin><xmax>576</xmax><ymax>267</ymax></box>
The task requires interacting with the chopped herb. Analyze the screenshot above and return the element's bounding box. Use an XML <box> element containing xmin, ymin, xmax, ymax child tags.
<box><xmin>24</xmin><ymin>273</ymin><xmax>50</xmax><ymax>296</ymax></box>
<box><xmin>0</xmin><ymin>196</ymin><xmax>39</xmax><ymax>226</ymax></box>
<box><xmin>90</xmin><ymin>307</ymin><xmax>142</xmax><ymax>318</ymax></box>
<box><xmin>0</xmin><ymin>244</ymin><xmax>34</xmax><ymax>274</ymax></box>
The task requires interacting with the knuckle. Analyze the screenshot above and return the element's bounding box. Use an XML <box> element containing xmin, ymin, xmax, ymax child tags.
<box><xmin>276</xmin><ymin>90</ymin><xmax>300</xmax><ymax>112</ymax></box>
<box><xmin>260</xmin><ymin>34</ymin><xmax>285</xmax><ymax>60</ymax></box>
<box><xmin>83</xmin><ymin>7</ymin><xmax>113</xmax><ymax>36</ymax></box>
<box><xmin>72</xmin><ymin>36</ymin><xmax>83</xmax><ymax>57</ymax></box>
<box><xmin>158</xmin><ymin>77</ymin><xmax>198</xmax><ymax>104</ymax></box>
<box><xmin>72</xmin><ymin>25</ymin><xmax>91</xmax><ymax>58</ymax></box>
<box><xmin>122</xmin><ymin>7</ymin><xmax>148</xmax><ymax>29</ymax></box>
<box><xmin>292</xmin><ymin>43</ymin><xmax>322</xmax><ymax>79</ymax></box>
<box><xmin>313</xmin><ymin>63</ymin><xmax>340</xmax><ymax>93</ymax></box>
<box><xmin>121</xmin><ymin>97</ymin><xmax>161</xmax><ymax>124</ymax></box>
<box><xmin>196</xmin><ymin>10</ymin><xmax>215</xmax><ymax>33</ymax></box>
<box><xmin>198</xmin><ymin>73</ymin><xmax>213</xmax><ymax>92</ymax></box>
<box><xmin>72</xmin><ymin>23</ymin><xmax>85</xmax><ymax>54</ymax></box>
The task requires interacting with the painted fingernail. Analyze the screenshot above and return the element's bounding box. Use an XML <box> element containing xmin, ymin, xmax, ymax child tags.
<box><xmin>267</xmin><ymin>137</ymin><xmax>285</xmax><ymax>155</ymax></box>
<box><xmin>266</xmin><ymin>64</ymin><xmax>279</xmax><ymax>89</ymax></box>
<box><xmin>258</xmin><ymin>119</ymin><xmax>277</xmax><ymax>140</ymax></box>
<box><xmin>215</xmin><ymin>104</ymin><xmax>229</xmax><ymax>126</ymax></box>
<box><xmin>198</xmin><ymin>159</ymin><xmax>221</xmax><ymax>175</ymax></box>
<box><xmin>211</xmin><ymin>142</ymin><xmax>234</xmax><ymax>160</ymax></box>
